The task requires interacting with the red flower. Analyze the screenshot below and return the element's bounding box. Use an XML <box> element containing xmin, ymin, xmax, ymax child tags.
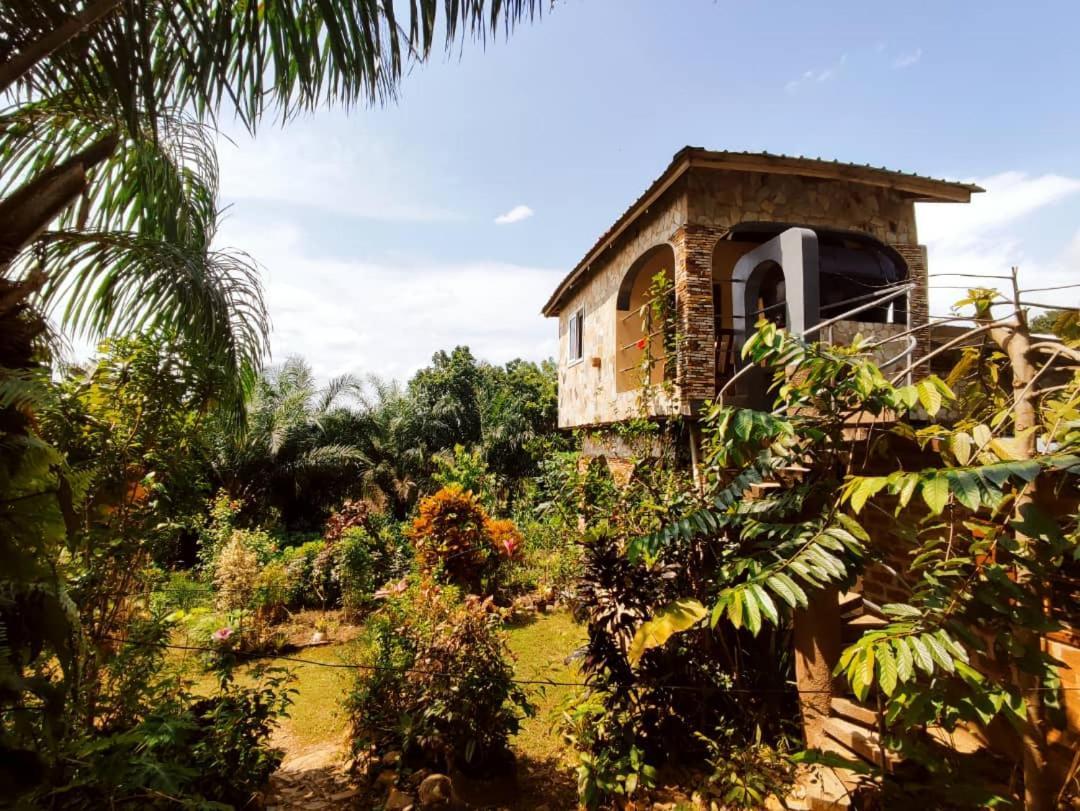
<box><xmin>635</xmin><ymin>338</ymin><xmax>647</xmax><ymax>350</ymax></box>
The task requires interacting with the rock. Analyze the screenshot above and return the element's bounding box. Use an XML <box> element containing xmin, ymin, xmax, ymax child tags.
<box><xmin>382</xmin><ymin>750</ymin><xmax>403</xmax><ymax>767</ymax></box>
<box><xmin>374</xmin><ymin>769</ymin><xmax>398</xmax><ymax>788</ymax></box>
<box><xmin>329</xmin><ymin>788</ymin><xmax>361</xmax><ymax>801</ymax></box>
<box><xmin>418</xmin><ymin>773</ymin><xmax>453</xmax><ymax>807</ymax></box>
<box><xmin>385</xmin><ymin>787</ymin><xmax>414</xmax><ymax>810</ymax></box>
<box><xmin>407</xmin><ymin>768</ymin><xmax>432</xmax><ymax>788</ymax></box>
<box><xmin>310</xmin><ymin>630</ymin><xmax>326</xmax><ymax>644</ymax></box>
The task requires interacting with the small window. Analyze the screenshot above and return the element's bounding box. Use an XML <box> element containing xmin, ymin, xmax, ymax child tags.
<box><xmin>568</xmin><ymin>307</ymin><xmax>584</xmax><ymax>362</ymax></box>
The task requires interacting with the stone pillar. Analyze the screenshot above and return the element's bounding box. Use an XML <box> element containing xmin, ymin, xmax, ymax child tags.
<box><xmin>793</xmin><ymin>585</ymin><xmax>842</xmax><ymax>749</ymax></box>
<box><xmin>892</xmin><ymin>243</ymin><xmax>930</xmax><ymax>371</ymax></box>
<box><xmin>671</xmin><ymin>225</ymin><xmax>721</xmax><ymax>410</ymax></box>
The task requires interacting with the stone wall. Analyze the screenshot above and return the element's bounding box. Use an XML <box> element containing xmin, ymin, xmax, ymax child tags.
<box><xmin>821</xmin><ymin>320</ymin><xmax>911</xmax><ymax>373</ymax></box>
<box><xmin>687</xmin><ymin>168</ymin><xmax>918</xmax><ymax>245</ymax></box>
<box><xmin>556</xmin><ymin>182</ymin><xmax>686</xmax><ymax>428</ymax></box>
<box><xmin>556</xmin><ymin>167</ymin><xmax>930</xmax><ymax>431</ymax></box>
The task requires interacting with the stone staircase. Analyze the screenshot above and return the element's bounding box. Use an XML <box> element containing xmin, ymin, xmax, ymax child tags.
<box><xmin>785</xmin><ymin>590</ymin><xmax>994</xmax><ymax>810</ymax></box>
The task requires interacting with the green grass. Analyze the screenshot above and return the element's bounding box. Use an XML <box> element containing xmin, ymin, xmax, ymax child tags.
<box><xmin>170</xmin><ymin>608</ymin><xmax>586</xmax><ymax>767</ymax></box>
<box><xmin>505</xmin><ymin>611</ymin><xmax>586</xmax><ymax>764</ymax></box>
<box><xmin>274</xmin><ymin>642</ymin><xmax>361</xmax><ymax>749</ymax></box>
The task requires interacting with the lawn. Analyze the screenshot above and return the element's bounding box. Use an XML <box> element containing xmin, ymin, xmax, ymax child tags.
<box><xmin>230</xmin><ymin>610</ymin><xmax>587</xmax><ymax>762</ymax></box>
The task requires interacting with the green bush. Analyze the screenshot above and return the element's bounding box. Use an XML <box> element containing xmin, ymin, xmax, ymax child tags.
<box><xmin>346</xmin><ymin>585</ymin><xmax>531</xmax><ymax>773</ymax></box>
<box><xmin>252</xmin><ymin>560</ymin><xmax>290</xmax><ymax>623</ymax></box>
<box><xmin>41</xmin><ymin>655</ymin><xmax>293</xmax><ymax>809</ymax></box>
<box><xmin>280</xmin><ymin>539</ymin><xmax>336</xmax><ymax>609</ymax></box>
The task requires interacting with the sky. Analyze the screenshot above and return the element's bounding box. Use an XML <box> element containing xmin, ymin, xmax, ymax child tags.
<box><xmin>211</xmin><ymin>0</ymin><xmax>1080</xmax><ymax>383</ymax></box>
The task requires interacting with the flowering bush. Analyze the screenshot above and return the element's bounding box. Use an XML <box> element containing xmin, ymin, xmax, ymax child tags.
<box><xmin>347</xmin><ymin>585</ymin><xmax>531</xmax><ymax>773</ymax></box>
<box><xmin>408</xmin><ymin>485</ymin><xmax>496</xmax><ymax>593</ymax></box>
<box><xmin>486</xmin><ymin>518</ymin><xmax>524</xmax><ymax>561</ymax></box>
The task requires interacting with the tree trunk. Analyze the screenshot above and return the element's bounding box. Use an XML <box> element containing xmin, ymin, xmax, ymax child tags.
<box><xmin>990</xmin><ymin>269</ymin><xmax>1050</xmax><ymax>811</ymax></box>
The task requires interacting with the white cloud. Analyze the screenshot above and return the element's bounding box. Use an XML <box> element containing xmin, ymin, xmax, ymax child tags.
<box><xmin>494</xmin><ymin>204</ymin><xmax>535</xmax><ymax>225</ymax></box>
<box><xmin>785</xmin><ymin>54</ymin><xmax>847</xmax><ymax>94</ymax></box>
<box><xmin>892</xmin><ymin>48</ymin><xmax>922</xmax><ymax>69</ymax></box>
<box><xmin>917</xmin><ymin>172</ymin><xmax>1080</xmax><ymax>315</ymax></box>
<box><xmin>216</xmin><ymin>123</ymin><xmax>461</xmax><ymax>223</ymax></box>
<box><xmin>215</xmin><ymin>218</ymin><xmax>560</xmax><ymax>383</ymax></box>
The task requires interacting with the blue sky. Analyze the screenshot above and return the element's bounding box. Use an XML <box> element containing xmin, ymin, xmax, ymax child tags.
<box><xmin>212</xmin><ymin>0</ymin><xmax>1080</xmax><ymax>382</ymax></box>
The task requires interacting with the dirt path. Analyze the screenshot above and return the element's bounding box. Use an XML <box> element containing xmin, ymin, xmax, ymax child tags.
<box><xmin>266</xmin><ymin>727</ymin><xmax>361</xmax><ymax>810</ymax></box>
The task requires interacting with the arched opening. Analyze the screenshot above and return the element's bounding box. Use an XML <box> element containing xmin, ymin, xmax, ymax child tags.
<box><xmin>615</xmin><ymin>244</ymin><xmax>675</xmax><ymax>393</ymax></box>
<box><xmin>726</xmin><ymin>223</ymin><xmax>909</xmax><ymax>326</ymax></box>
<box><xmin>711</xmin><ymin>239</ymin><xmax>758</xmax><ymax>389</ymax></box>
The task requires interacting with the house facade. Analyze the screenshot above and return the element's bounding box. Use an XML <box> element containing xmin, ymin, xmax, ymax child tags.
<box><xmin>543</xmin><ymin>148</ymin><xmax>981</xmax><ymax>431</ymax></box>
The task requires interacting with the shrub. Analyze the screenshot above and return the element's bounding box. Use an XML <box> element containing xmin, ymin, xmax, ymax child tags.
<box><xmin>486</xmin><ymin>517</ymin><xmax>524</xmax><ymax>561</ymax></box>
<box><xmin>324</xmin><ymin>499</ymin><xmax>374</xmax><ymax>542</ymax></box>
<box><xmin>347</xmin><ymin>585</ymin><xmax>531</xmax><ymax>773</ymax></box>
<box><xmin>408</xmin><ymin>485</ymin><xmax>495</xmax><ymax>593</ymax></box>
<box><xmin>214</xmin><ymin>534</ymin><xmax>260</xmax><ymax>611</ymax></box>
<box><xmin>252</xmin><ymin>560</ymin><xmax>290</xmax><ymax>623</ymax></box>
<box><xmin>43</xmin><ymin>656</ymin><xmax>293</xmax><ymax>808</ymax></box>
<box><xmin>280</xmin><ymin>539</ymin><xmax>337</xmax><ymax>609</ymax></box>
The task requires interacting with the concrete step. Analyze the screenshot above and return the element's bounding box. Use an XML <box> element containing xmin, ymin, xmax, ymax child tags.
<box><xmin>830</xmin><ymin>697</ymin><xmax>879</xmax><ymax>728</ymax></box>
<box><xmin>842</xmin><ymin>613</ymin><xmax>889</xmax><ymax>644</ymax></box>
<box><xmin>823</xmin><ymin>716</ymin><xmax>900</xmax><ymax>771</ymax></box>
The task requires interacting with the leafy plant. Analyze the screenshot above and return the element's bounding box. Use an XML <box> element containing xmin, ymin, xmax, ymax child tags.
<box><xmin>408</xmin><ymin>485</ymin><xmax>497</xmax><ymax>593</ymax></box>
<box><xmin>347</xmin><ymin>584</ymin><xmax>532</xmax><ymax>773</ymax></box>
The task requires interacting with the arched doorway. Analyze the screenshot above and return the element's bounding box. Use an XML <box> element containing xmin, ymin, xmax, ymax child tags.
<box><xmin>615</xmin><ymin>244</ymin><xmax>675</xmax><ymax>393</ymax></box>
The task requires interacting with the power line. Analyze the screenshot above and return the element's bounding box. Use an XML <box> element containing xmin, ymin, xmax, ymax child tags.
<box><xmin>96</xmin><ymin>634</ymin><xmax>1080</xmax><ymax>695</ymax></box>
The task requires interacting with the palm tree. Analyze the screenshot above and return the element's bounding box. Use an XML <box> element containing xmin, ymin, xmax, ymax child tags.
<box><xmin>213</xmin><ymin>356</ymin><xmax>370</xmax><ymax>526</ymax></box>
<box><xmin>0</xmin><ymin>2</ymin><xmax>545</xmax><ymax>792</ymax></box>
<box><xmin>1</xmin><ymin>0</ymin><xmax>544</xmax><ymax>420</ymax></box>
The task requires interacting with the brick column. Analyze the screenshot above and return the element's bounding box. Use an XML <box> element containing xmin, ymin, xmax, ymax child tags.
<box><xmin>672</xmin><ymin>225</ymin><xmax>723</xmax><ymax>411</ymax></box>
<box><xmin>892</xmin><ymin>243</ymin><xmax>930</xmax><ymax>370</ymax></box>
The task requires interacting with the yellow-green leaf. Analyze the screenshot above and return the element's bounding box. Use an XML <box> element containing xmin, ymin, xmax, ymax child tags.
<box><xmin>628</xmin><ymin>599</ymin><xmax>707</xmax><ymax>665</ymax></box>
<box><xmin>921</xmin><ymin>475</ymin><xmax>950</xmax><ymax>515</ymax></box>
<box><xmin>917</xmin><ymin>379</ymin><xmax>943</xmax><ymax>416</ymax></box>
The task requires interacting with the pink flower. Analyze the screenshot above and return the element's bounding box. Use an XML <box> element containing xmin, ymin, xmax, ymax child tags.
<box><xmin>374</xmin><ymin>578</ymin><xmax>409</xmax><ymax>599</ymax></box>
<box><xmin>212</xmin><ymin>627</ymin><xmax>233</xmax><ymax>643</ymax></box>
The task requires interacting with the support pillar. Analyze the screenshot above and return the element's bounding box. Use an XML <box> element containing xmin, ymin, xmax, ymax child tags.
<box><xmin>793</xmin><ymin>585</ymin><xmax>842</xmax><ymax>748</ymax></box>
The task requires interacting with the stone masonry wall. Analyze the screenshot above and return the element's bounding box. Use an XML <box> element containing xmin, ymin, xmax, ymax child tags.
<box><xmin>556</xmin><ymin>182</ymin><xmax>687</xmax><ymax>428</ymax></box>
<box><xmin>672</xmin><ymin>224</ymin><xmax>725</xmax><ymax>407</ymax></box>
<box><xmin>687</xmin><ymin>169</ymin><xmax>918</xmax><ymax>245</ymax></box>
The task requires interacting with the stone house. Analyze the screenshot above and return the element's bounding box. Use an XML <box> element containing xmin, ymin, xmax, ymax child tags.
<box><xmin>544</xmin><ymin>150</ymin><xmax>1080</xmax><ymax>802</ymax></box>
<box><xmin>542</xmin><ymin>148</ymin><xmax>981</xmax><ymax>432</ymax></box>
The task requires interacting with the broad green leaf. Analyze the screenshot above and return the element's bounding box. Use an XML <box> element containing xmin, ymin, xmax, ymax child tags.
<box><xmin>743</xmin><ymin>586</ymin><xmax>763</xmax><ymax>636</ymax></box>
<box><xmin>892</xmin><ymin>638</ymin><xmax>914</xmax><ymax>682</ymax></box>
<box><xmin>877</xmin><ymin>645</ymin><xmax>898</xmax><ymax>696</ymax></box>
<box><xmin>849</xmin><ymin>476</ymin><xmax>888</xmax><ymax>513</ymax></box>
<box><xmin>921</xmin><ymin>475</ymin><xmax>950</xmax><ymax>515</ymax></box>
<box><xmin>750</xmin><ymin>583</ymin><xmax>779</xmax><ymax>626</ymax></box>
<box><xmin>948</xmin><ymin>470</ymin><xmax>982</xmax><ymax>511</ymax></box>
<box><xmin>854</xmin><ymin>648</ymin><xmax>875</xmax><ymax>701</ymax></box>
<box><xmin>767</xmin><ymin>573</ymin><xmax>807</xmax><ymax>608</ymax></box>
<box><xmin>836</xmin><ymin>512</ymin><xmax>870</xmax><ymax>543</ymax></box>
<box><xmin>628</xmin><ymin>599</ymin><xmax>707</xmax><ymax>665</ymax></box>
<box><xmin>924</xmin><ymin>634</ymin><xmax>956</xmax><ymax>673</ymax></box>
<box><xmin>908</xmin><ymin>635</ymin><xmax>935</xmax><ymax>674</ymax></box>
<box><xmin>897</xmin><ymin>473</ymin><xmax>919</xmax><ymax>509</ymax></box>
<box><xmin>949</xmin><ymin>432</ymin><xmax>973</xmax><ymax>465</ymax></box>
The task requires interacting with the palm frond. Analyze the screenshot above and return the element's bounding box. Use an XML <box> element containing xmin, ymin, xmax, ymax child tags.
<box><xmin>22</xmin><ymin>228</ymin><xmax>268</xmax><ymax>427</ymax></box>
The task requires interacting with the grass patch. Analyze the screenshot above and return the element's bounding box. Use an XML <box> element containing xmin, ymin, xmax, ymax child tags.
<box><xmin>505</xmin><ymin>611</ymin><xmax>586</xmax><ymax>764</ymax></box>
